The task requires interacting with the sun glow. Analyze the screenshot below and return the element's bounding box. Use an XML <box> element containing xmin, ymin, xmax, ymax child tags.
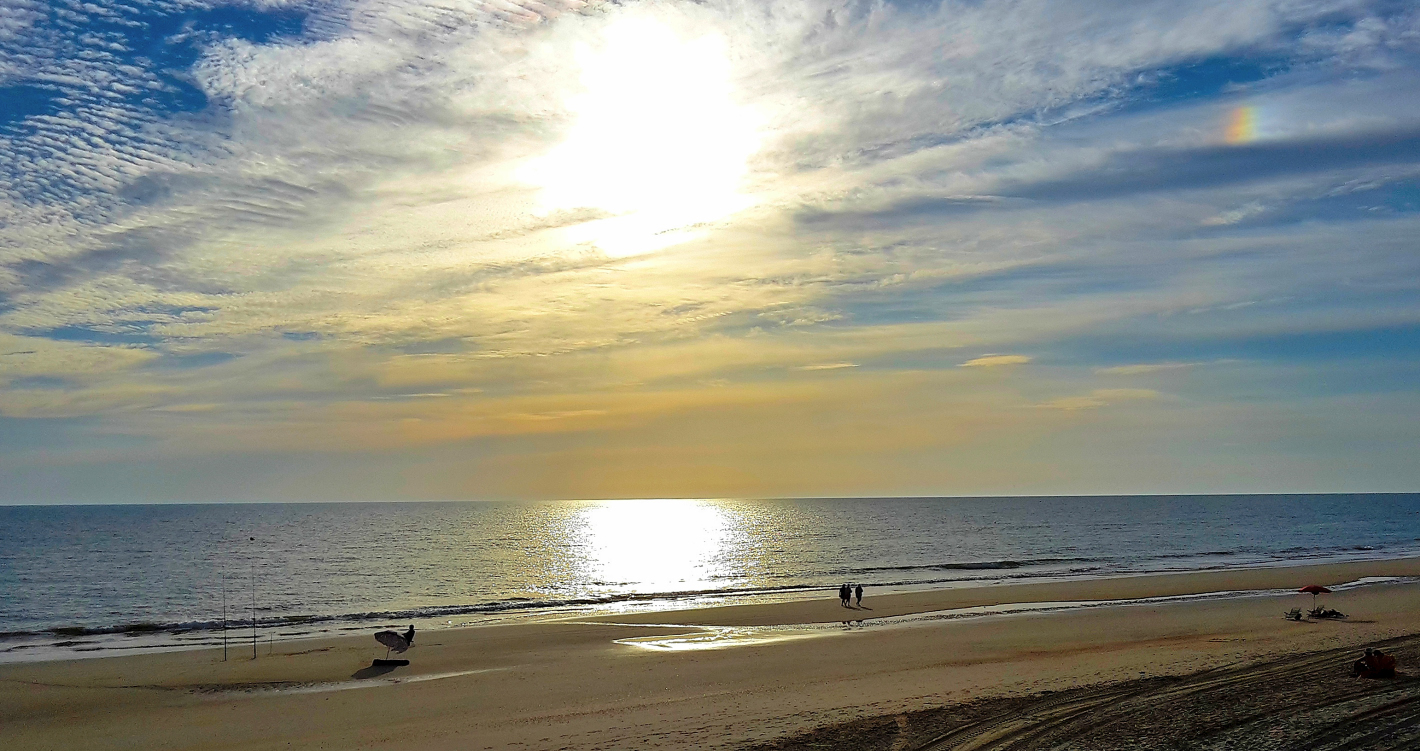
<box><xmin>519</xmin><ymin>17</ymin><xmax>762</xmax><ymax>257</ymax></box>
<box><xmin>579</xmin><ymin>499</ymin><xmax>730</xmax><ymax>592</ymax></box>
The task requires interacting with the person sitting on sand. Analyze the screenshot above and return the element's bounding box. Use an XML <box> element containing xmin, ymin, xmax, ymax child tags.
<box><xmin>1354</xmin><ymin>648</ymin><xmax>1397</xmax><ymax>679</ymax></box>
<box><xmin>404</xmin><ymin>624</ymin><xmax>415</xmax><ymax>646</ymax></box>
<box><xmin>1353</xmin><ymin>649</ymin><xmax>1373</xmax><ymax>677</ymax></box>
<box><xmin>1369</xmin><ymin>649</ymin><xmax>1396</xmax><ymax>678</ymax></box>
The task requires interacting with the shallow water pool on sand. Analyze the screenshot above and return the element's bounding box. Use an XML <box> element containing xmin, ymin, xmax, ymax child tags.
<box><xmin>611</xmin><ymin>625</ymin><xmax>828</xmax><ymax>651</ymax></box>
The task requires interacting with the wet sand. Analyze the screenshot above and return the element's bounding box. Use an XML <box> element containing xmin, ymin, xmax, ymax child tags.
<box><xmin>4</xmin><ymin>558</ymin><xmax>1420</xmax><ymax>751</ymax></box>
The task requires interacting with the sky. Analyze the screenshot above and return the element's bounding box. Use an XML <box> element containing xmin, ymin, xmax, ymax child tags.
<box><xmin>1</xmin><ymin>0</ymin><xmax>1418</xmax><ymax>503</ymax></box>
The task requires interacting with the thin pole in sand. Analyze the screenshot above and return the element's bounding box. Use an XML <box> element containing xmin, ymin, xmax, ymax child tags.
<box><xmin>221</xmin><ymin>570</ymin><xmax>228</xmax><ymax>661</ymax></box>
<box><xmin>250</xmin><ymin>536</ymin><xmax>257</xmax><ymax>660</ymax></box>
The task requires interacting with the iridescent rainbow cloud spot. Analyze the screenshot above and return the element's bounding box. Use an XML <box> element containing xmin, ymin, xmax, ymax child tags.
<box><xmin>1225</xmin><ymin>106</ymin><xmax>1257</xmax><ymax>145</ymax></box>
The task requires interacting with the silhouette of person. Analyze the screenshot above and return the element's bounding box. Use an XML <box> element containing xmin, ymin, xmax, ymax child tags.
<box><xmin>1354</xmin><ymin>649</ymin><xmax>1372</xmax><ymax>677</ymax></box>
<box><xmin>404</xmin><ymin>625</ymin><xmax>415</xmax><ymax>646</ymax></box>
<box><xmin>839</xmin><ymin>584</ymin><xmax>849</xmax><ymax>607</ymax></box>
<box><xmin>855</xmin><ymin>584</ymin><xmax>863</xmax><ymax>607</ymax></box>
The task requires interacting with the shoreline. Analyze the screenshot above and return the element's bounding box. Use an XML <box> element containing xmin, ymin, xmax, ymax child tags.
<box><xmin>2</xmin><ymin>550</ymin><xmax>1420</xmax><ymax>661</ymax></box>
<box><xmin>7</xmin><ymin>553</ymin><xmax>1420</xmax><ymax>666</ymax></box>
<box><xmin>7</xmin><ymin>557</ymin><xmax>1420</xmax><ymax>750</ymax></box>
<box><xmin>584</xmin><ymin>556</ymin><xmax>1420</xmax><ymax>627</ymax></box>
<box><xmin>7</xmin><ymin>494</ymin><xmax>1419</xmax><ymax>658</ymax></box>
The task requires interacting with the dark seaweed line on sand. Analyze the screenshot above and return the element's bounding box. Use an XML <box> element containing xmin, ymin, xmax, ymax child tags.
<box><xmin>746</xmin><ymin>633</ymin><xmax>1420</xmax><ymax>751</ymax></box>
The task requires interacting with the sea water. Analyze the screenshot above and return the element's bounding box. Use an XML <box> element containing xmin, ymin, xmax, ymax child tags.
<box><xmin>1</xmin><ymin>494</ymin><xmax>1417</xmax><ymax>660</ymax></box>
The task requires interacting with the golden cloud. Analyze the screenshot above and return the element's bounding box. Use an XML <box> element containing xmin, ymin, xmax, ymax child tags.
<box><xmin>1038</xmin><ymin>388</ymin><xmax>1160</xmax><ymax>410</ymax></box>
<box><xmin>1096</xmin><ymin>363</ymin><xmax>1195</xmax><ymax>375</ymax></box>
<box><xmin>960</xmin><ymin>354</ymin><xmax>1031</xmax><ymax>368</ymax></box>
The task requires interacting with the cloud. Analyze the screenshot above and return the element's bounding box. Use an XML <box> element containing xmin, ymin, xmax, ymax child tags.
<box><xmin>1202</xmin><ymin>202</ymin><xmax>1268</xmax><ymax>226</ymax></box>
<box><xmin>1038</xmin><ymin>388</ymin><xmax>1160</xmax><ymax>410</ymax></box>
<box><xmin>1096</xmin><ymin>363</ymin><xmax>1197</xmax><ymax>375</ymax></box>
<box><xmin>1000</xmin><ymin>125</ymin><xmax>1420</xmax><ymax>202</ymax></box>
<box><xmin>961</xmin><ymin>354</ymin><xmax>1031</xmax><ymax>368</ymax></box>
<box><xmin>3</xmin><ymin>0</ymin><xmax>1420</xmax><ymax>497</ymax></box>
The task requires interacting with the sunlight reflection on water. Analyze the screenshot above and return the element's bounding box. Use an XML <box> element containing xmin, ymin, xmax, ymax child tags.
<box><xmin>578</xmin><ymin>499</ymin><xmax>738</xmax><ymax>593</ymax></box>
<box><xmin>6</xmin><ymin>495</ymin><xmax>1420</xmax><ymax>643</ymax></box>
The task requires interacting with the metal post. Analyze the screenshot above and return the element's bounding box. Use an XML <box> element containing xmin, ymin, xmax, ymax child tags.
<box><xmin>221</xmin><ymin>571</ymin><xmax>228</xmax><ymax>661</ymax></box>
<box><xmin>251</xmin><ymin>550</ymin><xmax>257</xmax><ymax>660</ymax></box>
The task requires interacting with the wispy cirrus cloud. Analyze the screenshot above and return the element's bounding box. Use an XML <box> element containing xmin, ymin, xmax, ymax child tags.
<box><xmin>961</xmin><ymin>354</ymin><xmax>1031</xmax><ymax>368</ymax></box>
<box><xmin>1096</xmin><ymin>363</ymin><xmax>1198</xmax><ymax>376</ymax></box>
<box><xmin>1038</xmin><ymin>388</ymin><xmax>1160</xmax><ymax>411</ymax></box>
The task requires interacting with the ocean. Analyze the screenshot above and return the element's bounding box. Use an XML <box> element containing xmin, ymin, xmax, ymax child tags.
<box><xmin>1</xmin><ymin>494</ymin><xmax>1417</xmax><ymax>661</ymax></box>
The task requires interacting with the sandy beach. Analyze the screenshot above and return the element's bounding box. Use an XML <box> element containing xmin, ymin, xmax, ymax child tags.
<box><xmin>6</xmin><ymin>558</ymin><xmax>1420</xmax><ymax>751</ymax></box>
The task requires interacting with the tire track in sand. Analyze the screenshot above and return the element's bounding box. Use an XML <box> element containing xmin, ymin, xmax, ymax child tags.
<box><xmin>751</xmin><ymin>634</ymin><xmax>1420</xmax><ymax>751</ymax></box>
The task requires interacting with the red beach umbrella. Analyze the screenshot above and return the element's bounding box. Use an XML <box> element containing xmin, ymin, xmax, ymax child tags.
<box><xmin>1299</xmin><ymin>585</ymin><xmax>1331</xmax><ymax>608</ymax></box>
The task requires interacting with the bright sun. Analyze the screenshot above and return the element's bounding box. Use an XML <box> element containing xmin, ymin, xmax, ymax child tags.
<box><xmin>519</xmin><ymin>17</ymin><xmax>761</xmax><ymax>258</ymax></box>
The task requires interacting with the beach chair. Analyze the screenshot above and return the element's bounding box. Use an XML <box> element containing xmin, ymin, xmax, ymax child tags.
<box><xmin>1284</xmin><ymin>608</ymin><xmax>1303</xmax><ymax>621</ymax></box>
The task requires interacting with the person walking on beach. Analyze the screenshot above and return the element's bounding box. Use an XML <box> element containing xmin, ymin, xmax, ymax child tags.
<box><xmin>855</xmin><ymin>583</ymin><xmax>863</xmax><ymax>607</ymax></box>
<box><xmin>839</xmin><ymin>584</ymin><xmax>850</xmax><ymax>607</ymax></box>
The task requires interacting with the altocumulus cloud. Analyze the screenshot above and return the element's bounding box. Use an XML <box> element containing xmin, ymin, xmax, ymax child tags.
<box><xmin>2</xmin><ymin>0</ymin><xmax>1420</xmax><ymax>500</ymax></box>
